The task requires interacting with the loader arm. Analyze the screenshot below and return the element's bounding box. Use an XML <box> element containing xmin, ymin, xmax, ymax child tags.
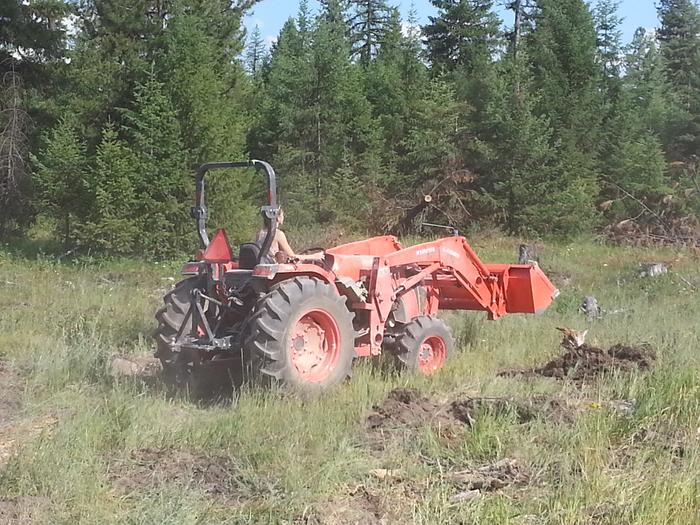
<box><xmin>381</xmin><ymin>237</ymin><xmax>501</xmax><ymax>317</ymax></box>
<box><xmin>381</xmin><ymin>236</ymin><xmax>558</xmax><ymax>321</ymax></box>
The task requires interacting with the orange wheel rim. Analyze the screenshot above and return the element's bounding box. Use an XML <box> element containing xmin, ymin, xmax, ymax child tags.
<box><xmin>289</xmin><ymin>309</ymin><xmax>341</xmax><ymax>383</ymax></box>
<box><xmin>418</xmin><ymin>336</ymin><xmax>447</xmax><ymax>375</ymax></box>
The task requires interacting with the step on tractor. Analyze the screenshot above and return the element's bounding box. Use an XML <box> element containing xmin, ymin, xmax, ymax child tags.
<box><xmin>154</xmin><ymin>161</ymin><xmax>558</xmax><ymax>394</ymax></box>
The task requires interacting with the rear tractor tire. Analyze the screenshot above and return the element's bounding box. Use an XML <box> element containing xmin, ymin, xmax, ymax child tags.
<box><xmin>244</xmin><ymin>277</ymin><xmax>355</xmax><ymax>394</ymax></box>
<box><xmin>154</xmin><ymin>277</ymin><xmax>201</xmax><ymax>390</ymax></box>
<box><xmin>395</xmin><ymin>316</ymin><xmax>454</xmax><ymax>376</ymax></box>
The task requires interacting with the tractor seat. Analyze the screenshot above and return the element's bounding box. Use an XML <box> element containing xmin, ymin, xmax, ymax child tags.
<box><xmin>238</xmin><ymin>243</ymin><xmax>260</xmax><ymax>269</ymax></box>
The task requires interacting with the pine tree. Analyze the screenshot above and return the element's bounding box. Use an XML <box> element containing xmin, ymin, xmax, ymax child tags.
<box><xmin>250</xmin><ymin>6</ymin><xmax>383</xmax><ymax>226</ymax></box>
<box><xmin>348</xmin><ymin>0</ymin><xmax>393</xmax><ymax>62</ymax></box>
<box><xmin>249</xmin><ymin>18</ymin><xmax>316</xmax><ymax>220</ymax></box>
<box><xmin>246</xmin><ymin>25</ymin><xmax>267</xmax><ymax>77</ymax></box>
<box><xmin>161</xmin><ymin>7</ymin><xmax>257</xmax><ymax>245</ymax></box>
<box><xmin>363</xmin><ymin>9</ymin><xmax>406</xmax><ymax>136</ymax></box>
<box><xmin>657</xmin><ymin>0</ymin><xmax>700</xmax><ymax>158</ymax></box>
<box><xmin>79</xmin><ymin>125</ymin><xmax>140</xmax><ymax>255</ymax></box>
<box><xmin>32</xmin><ymin>120</ymin><xmax>88</xmax><ymax>246</ymax></box>
<box><xmin>159</xmin><ymin>2</ymin><xmax>252</xmax><ymax>163</ymax></box>
<box><xmin>0</xmin><ymin>0</ymin><xmax>71</xmax><ymax>80</ymax></box>
<box><xmin>475</xmin><ymin>56</ymin><xmax>596</xmax><ymax>235</ymax></box>
<box><xmin>400</xmin><ymin>80</ymin><xmax>464</xmax><ymax>187</ymax></box>
<box><xmin>121</xmin><ymin>75</ymin><xmax>190</xmax><ymax>255</ymax></box>
<box><xmin>0</xmin><ymin>1</ymin><xmax>71</xmax><ymax>236</ymax></box>
<box><xmin>594</xmin><ymin>0</ymin><xmax>623</xmax><ymax>103</ymax></box>
<box><xmin>42</xmin><ymin>0</ymin><xmax>259</xmax><ymax>253</ymax></box>
<box><xmin>424</xmin><ymin>0</ymin><xmax>501</xmax><ymax>74</ymax></box>
<box><xmin>520</xmin><ymin>0</ymin><xmax>602</xmax><ymax>233</ymax></box>
<box><xmin>506</xmin><ymin>0</ymin><xmax>539</xmax><ymax>60</ymax></box>
<box><xmin>400</xmin><ymin>4</ymin><xmax>427</xmax><ymax>89</ymax></box>
<box><xmin>604</xmin><ymin>132</ymin><xmax>669</xmax><ymax>222</ymax></box>
<box><xmin>305</xmin><ymin>4</ymin><xmax>381</xmax><ymax>223</ymax></box>
<box><xmin>593</xmin><ymin>0</ymin><xmax>625</xmax><ymax>189</ymax></box>
<box><xmin>363</xmin><ymin>6</ymin><xmax>428</xmax><ymax>180</ymax></box>
<box><xmin>296</xmin><ymin>0</ymin><xmax>313</xmax><ymax>49</ymax></box>
<box><xmin>622</xmin><ymin>28</ymin><xmax>678</xmax><ymax>141</ymax></box>
<box><xmin>526</xmin><ymin>0</ymin><xmax>601</xmax><ymax>135</ymax></box>
<box><xmin>320</xmin><ymin>0</ymin><xmax>349</xmax><ymax>26</ymax></box>
<box><xmin>657</xmin><ymin>0</ymin><xmax>700</xmax><ymax>102</ymax></box>
<box><xmin>595</xmin><ymin>27</ymin><xmax>676</xmax><ymax>226</ymax></box>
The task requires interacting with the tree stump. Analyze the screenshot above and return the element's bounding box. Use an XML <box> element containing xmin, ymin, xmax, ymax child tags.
<box><xmin>518</xmin><ymin>244</ymin><xmax>539</xmax><ymax>264</ymax></box>
<box><xmin>109</xmin><ymin>355</ymin><xmax>162</xmax><ymax>379</ymax></box>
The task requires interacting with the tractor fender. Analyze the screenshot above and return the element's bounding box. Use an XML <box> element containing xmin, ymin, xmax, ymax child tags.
<box><xmin>268</xmin><ymin>263</ymin><xmax>337</xmax><ymax>286</ymax></box>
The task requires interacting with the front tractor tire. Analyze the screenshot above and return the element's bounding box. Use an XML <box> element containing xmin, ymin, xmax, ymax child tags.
<box><xmin>395</xmin><ymin>316</ymin><xmax>454</xmax><ymax>376</ymax></box>
<box><xmin>244</xmin><ymin>277</ymin><xmax>355</xmax><ymax>394</ymax></box>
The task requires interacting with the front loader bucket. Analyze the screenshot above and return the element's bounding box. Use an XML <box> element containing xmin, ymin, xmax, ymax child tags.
<box><xmin>489</xmin><ymin>264</ymin><xmax>559</xmax><ymax>314</ymax></box>
<box><xmin>506</xmin><ymin>265</ymin><xmax>559</xmax><ymax>314</ymax></box>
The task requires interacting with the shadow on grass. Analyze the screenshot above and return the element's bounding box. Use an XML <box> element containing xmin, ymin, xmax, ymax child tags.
<box><xmin>1</xmin><ymin>235</ymin><xmax>64</xmax><ymax>259</ymax></box>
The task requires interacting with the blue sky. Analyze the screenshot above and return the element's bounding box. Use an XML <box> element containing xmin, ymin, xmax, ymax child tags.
<box><xmin>245</xmin><ymin>1</ymin><xmax>659</xmax><ymax>48</ymax></box>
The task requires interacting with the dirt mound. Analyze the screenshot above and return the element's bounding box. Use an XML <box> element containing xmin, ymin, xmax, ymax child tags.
<box><xmin>303</xmin><ymin>478</ymin><xmax>427</xmax><ymax>525</ymax></box>
<box><xmin>108</xmin><ymin>448</ymin><xmax>240</xmax><ymax>502</ymax></box>
<box><xmin>366</xmin><ymin>388</ymin><xmax>452</xmax><ymax>430</ymax></box>
<box><xmin>366</xmin><ymin>389</ymin><xmax>613</xmax><ymax>438</ymax></box>
<box><xmin>367</xmin><ymin>389</ymin><xmax>636</xmax><ymax>445</ymax></box>
<box><xmin>499</xmin><ymin>344</ymin><xmax>656</xmax><ymax>381</ymax></box>
<box><xmin>364</xmin><ymin>388</ymin><xmax>522</xmax><ymax>431</ymax></box>
<box><xmin>450</xmin><ymin>396</ymin><xmax>582</xmax><ymax>426</ymax></box>
<box><xmin>607</xmin><ymin>344</ymin><xmax>656</xmax><ymax>369</ymax></box>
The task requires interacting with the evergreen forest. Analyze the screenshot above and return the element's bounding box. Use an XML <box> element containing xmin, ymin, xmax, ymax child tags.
<box><xmin>2</xmin><ymin>0</ymin><xmax>699</xmax><ymax>256</ymax></box>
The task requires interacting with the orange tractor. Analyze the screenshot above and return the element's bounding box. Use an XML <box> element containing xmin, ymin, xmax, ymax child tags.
<box><xmin>155</xmin><ymin>161</ymin><xmax>558</xmax><ymax>393</ymax></box>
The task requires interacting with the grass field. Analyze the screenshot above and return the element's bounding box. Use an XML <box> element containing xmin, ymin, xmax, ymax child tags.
<box><xmin>0</xmin><ymin>235</ymin><xmax>698</xmax><ymax>524</ymax></box>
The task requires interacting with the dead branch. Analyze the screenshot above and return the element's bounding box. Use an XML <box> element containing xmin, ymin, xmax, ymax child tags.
<box><xmin>0</xmin><ymin>66</ymin><xmax>30</xmax><ymax>231</ymax></box>
<box><xmin>601</xmin><ymin>176</ymin><xmax>670</xmax><ymax>234</ymax></box>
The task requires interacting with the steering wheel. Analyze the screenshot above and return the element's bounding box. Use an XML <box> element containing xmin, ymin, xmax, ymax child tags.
<box><xmin>298</xmin><ymin>246</ymin><xmax>325</xmax><ymax>255</ymax></box>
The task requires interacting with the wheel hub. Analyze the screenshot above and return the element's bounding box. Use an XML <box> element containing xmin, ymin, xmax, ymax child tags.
<box><xmin>289</xmin><ymin>309</ymin><xmax>340</xmax><ymax>383</ymax></box>
<box><xmin>417</xmin><ymin>336</ymin><xmax>447</xmax><ymax>375</ymax></box>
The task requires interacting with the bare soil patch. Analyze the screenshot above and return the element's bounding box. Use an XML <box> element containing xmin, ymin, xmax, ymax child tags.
<box><xmin>303</xmin><ymin>486</ymin><xmax>386</xmax><ymax>525</ymax></box>
<box><xmin>0</xmin><ymin>496</ymin><xmax>51</xmax><ymax>525</ymax></box>
<box><xmin>366</xmin><ymin>388</ymin><xmax>453</xmax><ymax>430</ymax></box>
<box><xmin>107</xmin><ymin>448</ymin><xmax>242</xmax><ymax>503</ymax></box>
<box><xmin>0</xmin><ymin>360</ymin><xmax>25</xmax><ymax>469</ymax></box>
<box><xmin>499</xmin><ymin>344</ymin><xmax>656</xmax><ymax>382</ymax></box>
<box><xmin>610</xmin><ymin>422</ymin><xmax>694</xmax><ymax>470</ymax></box>
<box><xmin>452</xmin><ymin>396</ymin><xmax>591</xmax><ymax>426</ymax></box>
<box><xmin>445</xmin><ymin>458</ymin><xmax>529</xmax><ymax>493</ymax></box>
<box><xmin>0</xmin><ymin>361</ymin><xmax>60</xmax><ymax>471</ymax></box>
<box><xmin>366</xmin><ymin>388</ymin><xmax>626</xmax><ymax>435</ymax></box>
<box><xmin>545</xmin><ymin>269</ymin><xmax>574</xmax><ymax>288</ymax></box>
<box><xmin>301</xmin><ymin>477</ymin><xmax>426</xmax><ymax>525</ymax></box>
<box><xmin>0</xmin><ymin>360</ymin><xmax>22</xmax><ymax>422</ymax></box>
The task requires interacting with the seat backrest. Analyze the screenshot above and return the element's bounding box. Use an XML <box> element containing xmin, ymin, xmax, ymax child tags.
<box><xmin>238</xmin><ymin>243</ymin><xmax>260</xmax><ymax>269</ymax></box>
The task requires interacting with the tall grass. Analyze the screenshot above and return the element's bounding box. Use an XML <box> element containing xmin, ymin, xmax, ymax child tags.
<box><xmin>0</xmin><ymin>236</ymin><xmax>698</xmax><ymax>524</ymax></box>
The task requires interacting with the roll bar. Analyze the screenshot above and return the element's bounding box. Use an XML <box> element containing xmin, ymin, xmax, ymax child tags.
<box><xmin>192</xmin><ymin>160</ymin><xmax>278</xmax><ymax>264</ymax></box>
